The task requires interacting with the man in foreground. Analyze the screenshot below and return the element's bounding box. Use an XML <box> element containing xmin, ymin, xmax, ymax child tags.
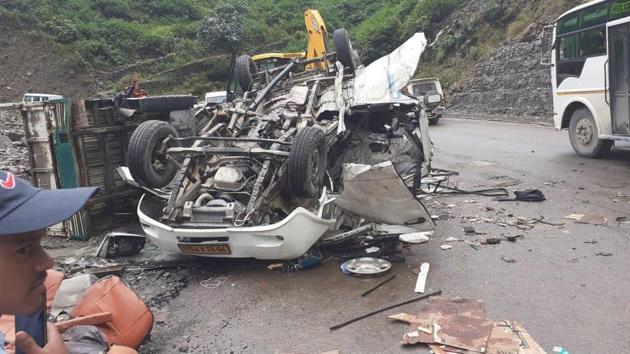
<box><xmin>0</xmin><ymin>171</ymin><xmax>96</xmax><ymax>354</ymax></box>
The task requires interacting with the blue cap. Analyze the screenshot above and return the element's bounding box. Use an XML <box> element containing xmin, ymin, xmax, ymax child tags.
<box><xmin>0</xmin><ymin>171</ymin><xmax>97</xmax><ymax>235</ymax></box>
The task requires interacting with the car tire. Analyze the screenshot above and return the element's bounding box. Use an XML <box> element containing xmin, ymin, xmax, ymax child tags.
<box><xmin>569</xmin><ymin>108</ymin><xmax>612</xmax><ymax>158</ymax></box>
<box><xmin>286</xmin><ymin>127</ymin><xmax>327</xmax><ymax>198</ymax></box>
<box><xmin>235</xmin><ymin>55</ymin><xmax>257</xmax><ymax>91</ymax></box>
<box><xmin>136</xmin><ymin>95</ymin><xmax>197</xmax><ymax>113</ymax></box>
<box><xmin>127</xmin><ymin>120</ymin><xmax>181</xmax><ymax>188</ymax></box>
<box><xmin>428</xmin><ymin>115</ymin><xmax>441</xmax><ymax>125</ymax></box>
<box><xmin>333</xmin><ymin>28</ymin><xmax>356</xmax><ymax>73</ymax></box>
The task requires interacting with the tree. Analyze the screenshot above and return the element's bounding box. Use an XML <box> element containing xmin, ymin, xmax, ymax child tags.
<box><xmin>196</xmin><ymin>1</ymin><xmax>250</xmax><ymax>57</ymax></box>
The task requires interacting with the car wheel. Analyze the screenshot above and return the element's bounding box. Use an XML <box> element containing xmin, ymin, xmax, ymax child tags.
<box><xmin>286</xmin><ymin>127</ymin><xmax>327</xmax><ymax>198</ymax></box>
<box><xmin>569</xmin><ymin>108</ymin><xmax>612</xmax><ymax>158</ymax></box>
<box><xmin>127</xmin><ymin>120</ymin><xmax>181</xmax><ymax>188</ymax></box>
<box><xmin>333</xmin><ymin>28</ymin><xmax>356</xmax><ymax>73</ymax></box>
<box><xmin>235</xmin><ymin>55</ymin><xmax>257</xmax><ymax>91</ymax></box>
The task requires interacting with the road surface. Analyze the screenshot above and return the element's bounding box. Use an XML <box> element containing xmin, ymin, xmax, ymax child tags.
<box><xmin>140</xmin><ymin>118</ymin><xmax>630</xmax><ymax>354</ymax></box>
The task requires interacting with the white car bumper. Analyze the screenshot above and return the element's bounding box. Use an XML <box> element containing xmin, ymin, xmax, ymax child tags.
<box><xmin>138</xmin><ymin>195</ymin><xmax>336</xmax><ymax>260</ymax></box>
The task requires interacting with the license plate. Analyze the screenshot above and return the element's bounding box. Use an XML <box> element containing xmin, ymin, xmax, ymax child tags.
<box><xmin>178</xmin><ymin>244</ymin><xmax>231</xmax><ymax>255</ymax></box>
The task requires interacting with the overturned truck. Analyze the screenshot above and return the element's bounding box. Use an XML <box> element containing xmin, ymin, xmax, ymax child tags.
<box><xmin>121</xmin><ymin>32</ymin><xmax>434</xmax><ymax>260</ymax></box>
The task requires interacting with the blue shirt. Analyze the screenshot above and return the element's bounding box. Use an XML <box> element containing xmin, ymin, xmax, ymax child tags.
<box><xmin>0</xmin><ymin>330</ymin><xmax>5</xmax><ymax>354</ymax></box>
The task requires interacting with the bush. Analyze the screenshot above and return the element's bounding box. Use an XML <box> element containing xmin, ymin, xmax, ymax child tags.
<box><xmin>481</xmin><ymin>0</ymin><xmax>508</xmax><ymax>23</ymax></box>
<box><xmin>45</xmin><ymin>19</ymin><xmax>80</xmax><ymax>43</ymax></box>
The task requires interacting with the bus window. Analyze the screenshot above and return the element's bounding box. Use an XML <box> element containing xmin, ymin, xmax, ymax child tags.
<box><xmin>582</xmin><ymin>4</ymin><xmax>609</xmax><ymax>27</ymax></box>
<box><xmin>580</xmin><ymin>27</ymin><xmax>606</xmax><ymax>57</ymax></box>
<box><xmin>558</xmin><ymin>15</ymin><xmax>579</xmax><ymax>34</ymax></box>
<box><xmin>559</xmin><ymin>35</ymin><xmax>578</xmax><ymax>60</ymax></box>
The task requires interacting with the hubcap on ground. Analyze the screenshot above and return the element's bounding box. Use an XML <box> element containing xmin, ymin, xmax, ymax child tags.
<box><xmin>576</xmin><ymin>119</ymin><xmax>594</xmax><ymax>145</ymax></box>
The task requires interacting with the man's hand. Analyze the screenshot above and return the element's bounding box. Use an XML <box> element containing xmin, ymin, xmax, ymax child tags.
<box><xmin>15</xmin><ymin>322</ymin><xmax>69</xmax><ymax>354</ymax></box>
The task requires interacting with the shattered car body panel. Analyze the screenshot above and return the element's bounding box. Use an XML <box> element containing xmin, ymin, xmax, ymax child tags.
<box><xmin>126</xmin><ymin>33</ymin><xmax>434</xmax><ymax>259</ymax></box>
<box><xmin>335</xmin><ymin>162</ymin><xmax>434</xmax><ymax>227</ymax></box>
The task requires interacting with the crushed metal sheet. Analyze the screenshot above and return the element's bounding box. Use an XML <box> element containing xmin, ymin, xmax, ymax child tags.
<box><xmin>434</xmin><ymin>314</ymin><xmax>493</xmax><ymax>352</ymax></box>
<box><xmin>335</xmin><ymin>162</ymin><xmax>434</xmax><ymax>226</ymax></box>
<box><xmin>387</xmin><ymin>313</ymin><xmax>419</xmax><ymax>324</ymax></box>
<box><xmin>486</xmin><ymin>322</ymin><xmax>521</xmax><ymax>354</ymax></box>
<box><xmin>565</xmin><ymin>213</ymin><xmax>608</xmax><ymax>226</ymax></box>
<box><xmin>496</xmin><ymin>320</ymin><xmax>547</xmax><ymax>354</ymax></box>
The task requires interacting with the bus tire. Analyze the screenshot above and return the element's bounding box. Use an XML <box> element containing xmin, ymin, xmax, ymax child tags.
<box><xmin>235</xmin><ymin>55</ymin><xmax>257</xmax><ymax>91</ymax></box>
<box><xmin>127</xmin><ymin>120</ymin><xmax>181</xmax><ymax>188</ymax></box>
<box><xmin>333</xmin><ymin>28</ymin><xmax>356</xmax><ymax>73</ymax></box>
<box><xmin>286</xmin><ymin>127</ymin><xmax>327</xmax><ymax>198</ymax></box>
<box><xmin>569</xmin><ymin>108</ymin><xmax>612</xmax><ymax>158</ymax></box>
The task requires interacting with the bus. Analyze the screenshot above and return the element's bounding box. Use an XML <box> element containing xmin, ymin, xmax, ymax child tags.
<box><xmin>552</xmin><ymin>0</ymin><xmax>630</xmax><ymax>157</ymax></box>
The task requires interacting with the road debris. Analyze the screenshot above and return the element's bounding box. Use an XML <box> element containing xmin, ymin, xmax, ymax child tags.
<box><xmin>595</xmin><ymin>251</ymin><xmax>613</xmax><ymax>257</ymax></box>
<box><xmin>483</xmin><ymin>238</ymin><xmax>502</xmax><ymax>245</ymax></box>
<box><xmin>361</xmin><ymin>274</ymin><xmax>397</xmax><ymax>297</ymax></box>
<box><xmin>565</xmin><ymin>213</ymin><xmax>608</xmax><ymax>226</ymax></box>
<box><xmin>96</xmin><ymin>232</ymin><xmax>146</xmax><ymax>259</ymax></box>
<box><xmin>584</xmin><ymin>239</ymin><xmax>598</xmax><ymax>244</ymax></box>
<box><xmin>330</xmin><ymin>290</ymin><xmax>441</xmax><ymax>331</ymax></box>
<box><xmin>414</xmin><ymin>263</ymin><xmax>430</xmax><ymax>293</ymax></box>
<box><xmin>340</xmin><ymin>257</ymin><xmax>392</xmax><ymax>276</ymax></box>
<box><xmin>464</xmin><ymin>226</ymin><xmax>476</xmax><ymax>234</ymax></box>
<box><xmin>501</xmin><ymin>256</ymin><xmax>517</xmax><ymax>263</ymax></box>
<box><xmin>440</xmin><ymin>245</ymin><xmax>453</xmax><ymax>250</ymax></box>
<box><xmin>200</xmin><ymin>276</ymin><xmax>227</xmax><ymax>289</ymax></box>
<box><xmin>389</xmin><ymin>298</ymin><xmax>546</xmax><ymax>353</ymax></box>
<box><xmin>445</xmin><ymin>237</ymin><xmax>459</xmax><ymax>242</ymax></box>
<box><xmin>399</xmin><ymin>231</ymin><xmax>432</xmax><ymax>244</ymax></box>
<box><xmin>496</xmin><ymin>189</ymin><xmax>546</xmax><ymax>202</ymax></box>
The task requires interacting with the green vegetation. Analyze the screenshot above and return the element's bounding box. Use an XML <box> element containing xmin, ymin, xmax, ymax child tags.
<box><xmin>0</xmin><ymin>0</ymin><xmax>592</xmax><ymax>95</ymax></box>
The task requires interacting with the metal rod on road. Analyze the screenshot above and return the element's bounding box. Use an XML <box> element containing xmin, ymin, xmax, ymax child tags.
<box><xmin>361</xmin><ymin>274</ymin><xmax>396</xmax><ymax>297</ymax></box>
<box><xmin>330</xmin><ymin>290</ymin><xmax>442</xmax><ymax>331</ymax></box>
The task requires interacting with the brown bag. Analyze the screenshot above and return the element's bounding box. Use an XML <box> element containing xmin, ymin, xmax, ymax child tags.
<box><xmin>72</xmin><ymin>276</ymin><xmax>153</xmax><ymax>349</ymax></box>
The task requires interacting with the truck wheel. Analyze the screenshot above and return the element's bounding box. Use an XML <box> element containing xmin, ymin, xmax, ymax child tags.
<box><xmin>287</xmin><ymin>127</ymin><xmax>327</xmax><ymax>198</ymax></box>
<box><xmin>569</xmin><ymin>108</ymin><xmax>612</xmax><ymax>158</ymax></box>
<box><xmin>235</xmin><ymin>55</ymin><xmax>257</xmax><ymax>91</ymax></box>
<box><xmin>333</xmin><ymin>28</ymin><xmax>356</xmax><ymax>73</ymax></box>
<box><xmin>127</xmin><ymin>120</ymin><xmax>181</xmax><ymax>188</ymax></box>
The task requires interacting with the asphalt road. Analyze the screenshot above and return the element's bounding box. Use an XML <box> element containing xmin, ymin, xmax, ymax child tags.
<box><xmin>144</xmin><ymin>118</ymin><xmax>630</xmax><ymax>354</ymax></box>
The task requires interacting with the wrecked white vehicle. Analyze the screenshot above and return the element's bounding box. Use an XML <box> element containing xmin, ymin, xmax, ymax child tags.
<box><xmin>121</xmin><ymin>32</ymin><xmax>434</xmax><ymax>260</ymax></box>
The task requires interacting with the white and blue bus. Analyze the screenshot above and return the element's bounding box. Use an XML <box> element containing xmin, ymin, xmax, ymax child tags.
<box><xmin>552</xmin><ymin>0</ymin><xmax>630</xmax><ymax>157</ymax></box>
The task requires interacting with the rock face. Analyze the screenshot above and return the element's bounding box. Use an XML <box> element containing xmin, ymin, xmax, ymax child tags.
<box><xmin>0</xmin><ymin>105</ymin><xmax>31</xmax><ymax>179</ymax></box>
<box><xmin>448</xmin><ymin>35</ymin><xmax>554</xmax><ymax>122</ymax></box>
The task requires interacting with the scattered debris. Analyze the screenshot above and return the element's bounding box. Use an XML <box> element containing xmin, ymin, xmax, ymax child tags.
<box><xmin>389</xmin><ymin>298</ymin><xmax>546</xmax><ymax>353</ymax></box>
<box><xmin>199</xmin><ymin>276</ymin><xmax>227</xmax><ymax>289</ymax></box>
<box><xmin>565</xmin><ymin>213</ymin><xmax>608</xmax><ymax>226</ymax></box>
<box><xmin>414</xmin><ymin>263</ymin><xmax>430</xmax><ymax>293</ymax></box>
<box><xmin>505</xmin><ymin>234</ymin><xmax>525</xmax><ymax>242</ymax></box>
<box><xmin>399</xmin><ymin>231</ymin><xmax>432</xmax><ymax>244</ymax></box>
<box><xmin>330</xmin><ymin>290</ymin><xmax>441</xmax><ymax>331</ymax></box>
<box><xmin>464</xmin><ymin>226</ymin><xmax>476</xmax><ymax>234</ymax></box>
<box><xmin>96</xmin><ymin>232</ymin><xmax>146</xmax><ymax>259</ymax></box>
<box><xmin>531</xmin><ymin>216</ymin><xmax>565</xmax><ymax>227</ymax></box>
<box><xmin>440</xmin><ymin>245</ymin><xmax>453</xmax><ymax>250</ymax></box>
<box><xmin>496</xmin><ymin>189</ymin><xmax>546</xmax><ymax>202</ymax></box>
<box><xmin>483</xmin><ymin>238</ymin><xmax>502</xmax><ymax>245</ymax></box>
<box><xmin>445</xmin><ymin>237</ymin><xmax>458</xmax><ymax>242</ymax></box>
<box><xmin>361</xmin><ymin>274</ymin><xmax>397</xmax><ymax>297</ymax></box>
<box><xmin>501</xmin><ymin>256</ymin><xmax>517</xmax><ymax>263</ymax></box>
<box><xmin>584</xmin><ymin>239</ymin><xmax>598</xmax><ymax>244</ymax></box>
<box><xmin>552</xmin><ymin>347</ymin><xmax>571</xmax><ymax>354</ymax></box>
<box><xmin>267</xmin><ymin>263</ymin><xmax>284</xmax><ymax>271</ymax></box>
<box><xmin>340</xmin><ymin>257</ymin><xmax>392</xmax><ymax>276</ymax></box>
<box><xmin>595</xmin><ymin>252</ymin><xmax>613</xmax><ymax>257</ymax></box>
<box><xmin>468</xmin><ymin>242</ymin><xmax>482</xmax><ymax>250</ymax></box>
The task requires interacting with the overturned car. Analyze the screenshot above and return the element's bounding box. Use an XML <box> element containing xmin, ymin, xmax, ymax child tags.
<box><xmin>121</xmin><ymin>32</ymin><xmax>434</xmax><ymax>260</ymax></box>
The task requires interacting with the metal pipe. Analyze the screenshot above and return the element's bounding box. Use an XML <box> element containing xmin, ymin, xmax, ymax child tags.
<box><xmin>170</xmin><ymin>136</ymin><xmax>291</xmax><ymax>145</ymax></box>
<box><xmin>167</xmin><ymin>146</ymin><xmax>290</xmax><ymax>158</ymax></box>
<box><xmin>248</xmin><ymin>61</ymin><xmax>298</xmax><ymax>111</ymax></box>
<box><xmin>329</xmin><ymin>290</ymin><xmax>442</xmax><ymax>331</ymax></box>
